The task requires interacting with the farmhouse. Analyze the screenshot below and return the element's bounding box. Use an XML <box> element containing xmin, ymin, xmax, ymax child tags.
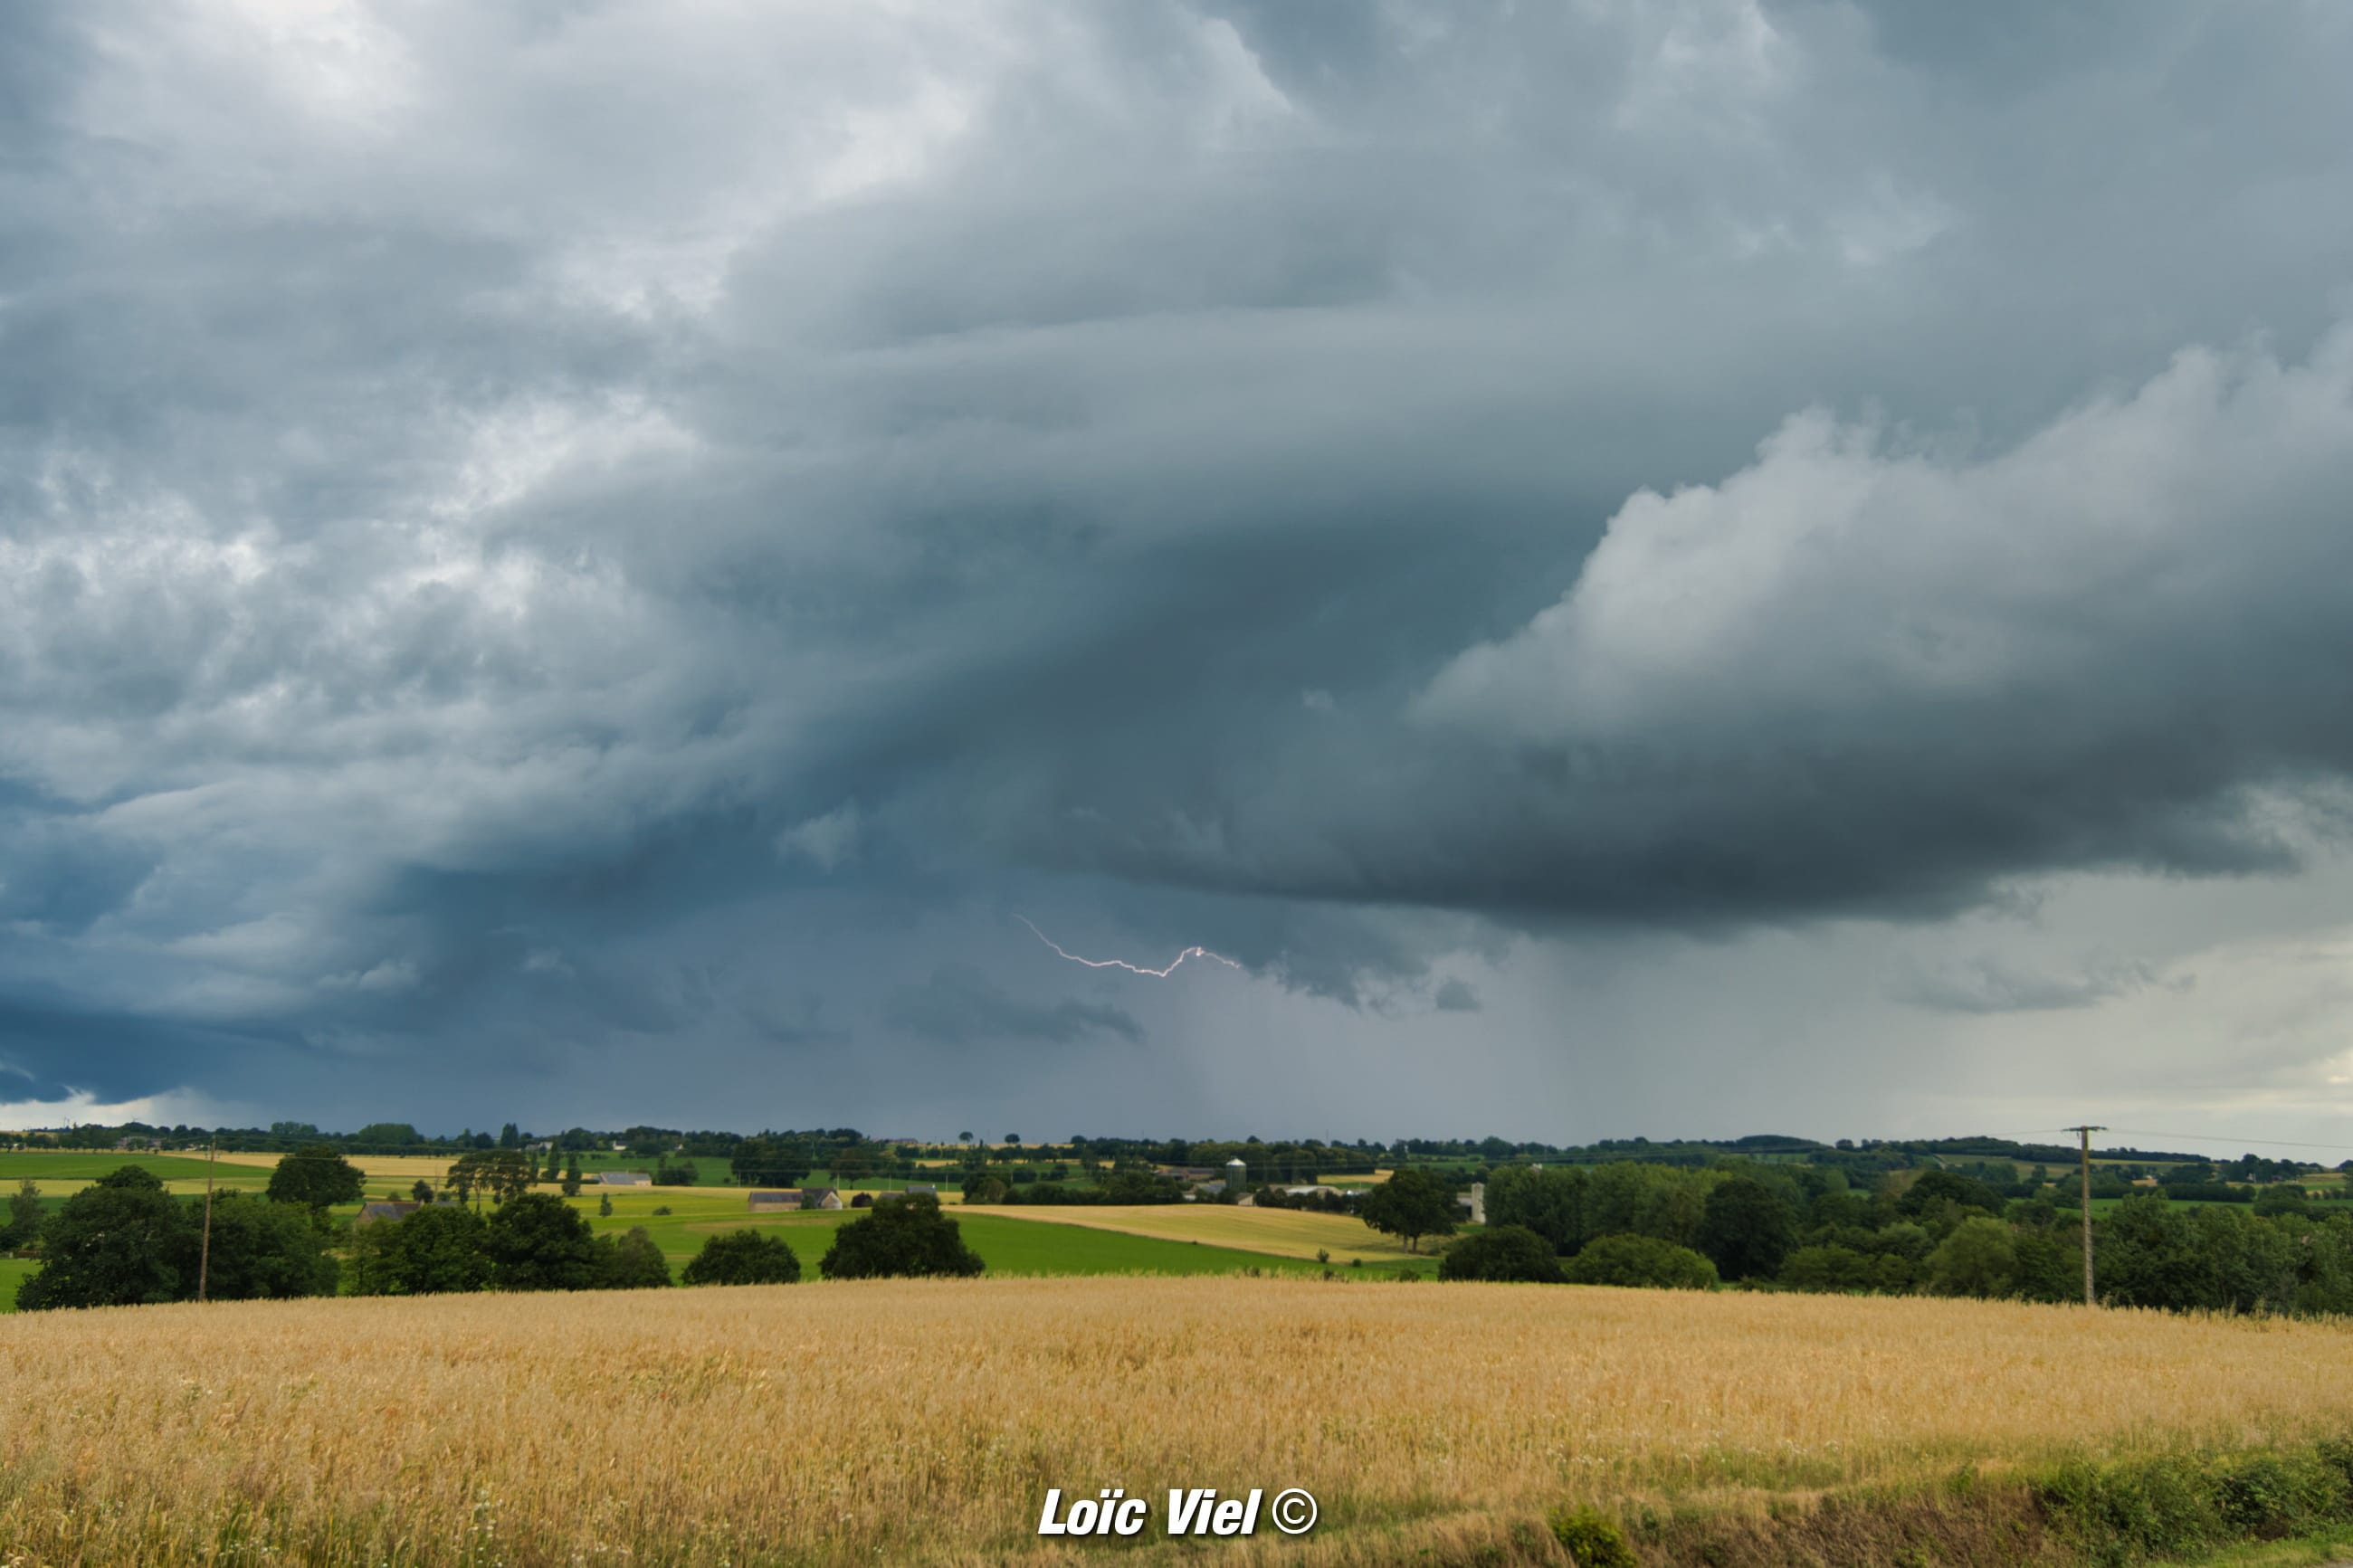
<box><xmin>747</xmin><ymin>1190</ymin><xmax>802</xmax><ymax>1212</ymax></box>
<box><xmin>596</xmin><ymin>1171</ymin><xmax>651</xmax><ymax>1186</ymax></box>
<box><xmin>356</xmin><ymin>1202</ymin><xmax>419</xmax><ymax>1224</ymax></box>
<box><xmin>800</xmin><ymin>1187</ymin><xmax>843</xmax><ymax>1211</ymax></box>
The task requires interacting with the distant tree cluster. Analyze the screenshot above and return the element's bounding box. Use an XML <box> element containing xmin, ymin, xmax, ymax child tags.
<box><xmin>1465</xmin><ymin>1160</ymin><xmax>2353</xmax><ymax>1315</ymax></box>
<box><xmin>963</xmin><ymin>1167</ymin><xmax>1186</xmax><ymax>1206</ymax></box>
<box><xmin>347</xmin><ymin>1194</ymin><xmax>676</xmax><ymax>1295</ymax></box>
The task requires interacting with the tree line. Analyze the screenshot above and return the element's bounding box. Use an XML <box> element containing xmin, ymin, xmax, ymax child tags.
<box><xmin>8</xmin><ymin>1158</ymin><xmax>985</xmax><ymax>1312</ymax></box>
<box><xmin>1443</xmin><ymin>1161</ymin><xmax>2353</xmax><ymax>1314</ymax></box>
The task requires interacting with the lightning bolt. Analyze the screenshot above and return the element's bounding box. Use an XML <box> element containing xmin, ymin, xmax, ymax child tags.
<box><xmin>1016</xmin><ymin>915</ymin><xmax>1243</xmax><ymax>979</ymax></box>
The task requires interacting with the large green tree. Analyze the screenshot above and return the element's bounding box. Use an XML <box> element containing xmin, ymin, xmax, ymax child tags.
<box><xmin>1482</xmin><ymin>1166</ymin><xmax>1585</xmax><ymax>1255</ymax></box>
<box><xmin>348</xmin><ymin>1204</ymin><xmax>493</xmax><ymax>1296</ymax></box>
<box><xmin>682</xmin><ymin>1228</ymin><xmax>803</xmax><ymax>1286</ymax></box>
<box><xmin>1695</xmin><ymin>1176</ymin><xmax>1795</xmax><ymax>1282</ymax></box>
<box><xmin>1360</xmin><ymin>1167</ymin><xmax>1460</xmax><ymax>1253</ymax></box>
<box><xmin>264</xmin><ymin>1144</ymin><xmax>366</xmax><ymax>1212</ymax></box>
<box><xmin>15</xmin><ymin>1166</ymin><xmax>194</xmax><ymax>1310</ymax></box>
<box><xmin>5</xmin><ymin>1177</ymin><xmax>41</xmax><ymax>1248</ymax></box>
<box><xmin>1899</xmin><ymin>1169</ymin><xmax>2005</xmax><ymax>1218</ymax></box>
<box><xmin>484</xmin><ymin>1193</ymin><xmax>601</xmax><ymax>1291</ymax></box>
<box><xmin>1926</xmin><ymin>1216</ymin><xmax>2018</xmax><ymax>1298</ymax></box>
<box><xmin>1582</xmin><ymin>1163</ymin><xmax>1707</xmax><ymax>1250</ymax></box>
<box><xmin>448</xmin><ymin>1149</ymin><xmax>534</xmax><ymax>1208</ymax></box>
<box><xmin>818</xmin><ymin>1193</ymin><xmax>984</xmax><ymax>1279</ymax></box>
<box><xmin>191</xmin><ymin>1192</ymin><xmax>340</xmax><ymax>1300</ymax></box>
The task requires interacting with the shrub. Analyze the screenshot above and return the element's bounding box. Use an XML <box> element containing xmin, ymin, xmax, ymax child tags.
<box><xmin>1562</xmin><ymin>1233</ymin><xmax>1719</xmax><ymax>1290</ymax></box>
<box><xmin>485</xmin><ymin>1193</ymin><xmax>601</xmax><ymax>1291</ymax></box>
<box><xmin>1548</xmin><ymin>1506</ymin><xmax>1637</xmax><ymax>1568</ymax></box>
<box><xmin>1927</xmin><ymin>1216</ymin><xmax>2018</xmax><ymax>1298</ymax></box>
<box><xmin>1779</xmin><ymin>1243</ymin><xmax>1876</xmax><ymax>1292</ymax></box>
<box><xmin>2212</xmin><ymin>1451</ymin><xmax>2348</xmax><ymax>1539</ymax></box>
<box><xmin>1439</xmin><ymin>1225</ymin><xmax>1563</xmax><ymax>1283</ymax></box>
<box><xmin>595</xmin><ymin>1226</ymin><xmax>672</xmax><ymax>1289</ymax></box>
<box><xmin>2036</xmin><ymin>1453</ymin><xmax>2224</xmax><ymax>1563</ymax></box>
<box><xmin>683</xmin><ymin>1228</ymin><xmax>803</xmax><ymax>1287</ymax></box>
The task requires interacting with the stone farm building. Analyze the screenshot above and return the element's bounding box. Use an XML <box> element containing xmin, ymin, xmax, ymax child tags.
<box><xmin>596</xmin><ymin>1171</ymin><xmax>651</xmax><ymax>1186</ymax></box>
<box><xmin>748</xmin><ymin>1190</ymin><xmax>802</xmax><ymax>1212</ymax></box>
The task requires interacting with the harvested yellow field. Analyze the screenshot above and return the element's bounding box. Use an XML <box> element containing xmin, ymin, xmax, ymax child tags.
<box><xmin>4</xmin><ymin>1279</ymin><xmax>2350</xmax><ymax>1567</ymax></box>
<box><xmin>212</xmin><ymin>1150</ymin><xmax>459</xmax><ymax>1184</ymax></box>
<box><xmin>991</xmin><ymin>1202</ymin><xmax>1422</xmax><ymax>1261</ymax></box>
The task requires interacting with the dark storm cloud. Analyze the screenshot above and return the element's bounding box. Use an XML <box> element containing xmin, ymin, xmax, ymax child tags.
<box><xmin>887</xmin><ymin>965</ymin><xmax>1144</xmax><ymax>1047</ymax></box>
<box><xmin>3</xmin><ymin>1</ymin><xmax>2352</xmax><ymax>1120</ymax></box>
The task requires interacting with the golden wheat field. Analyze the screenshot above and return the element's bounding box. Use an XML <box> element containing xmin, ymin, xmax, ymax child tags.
<box><xmin>3</xmin><ymin>1278</ymin><xmax>2350</xmax><ymax>1567</ymax></box>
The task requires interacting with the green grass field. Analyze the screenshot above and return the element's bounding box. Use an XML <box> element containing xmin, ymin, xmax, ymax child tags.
<box><xmin>0</xmin><ymin>1150</ymin><xmax>272</xmax><ymax>1197</ymax></box>
<box><xmin>0</xmin><ymin>1257</ymin><xmax>33</xmax><ymax>1312</ymax></box>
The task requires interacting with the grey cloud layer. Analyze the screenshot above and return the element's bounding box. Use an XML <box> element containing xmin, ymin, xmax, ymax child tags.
<box><xmin>3</xmin><ymin>0</ymin><xmax>2352</xmax><ymax>1119</ymax></box>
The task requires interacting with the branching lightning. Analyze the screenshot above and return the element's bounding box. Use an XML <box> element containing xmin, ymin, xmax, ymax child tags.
<box><xmin>1016</xmin><ymin>915</ymin><xmax>1243</xmax><ymax>979</ymax></box>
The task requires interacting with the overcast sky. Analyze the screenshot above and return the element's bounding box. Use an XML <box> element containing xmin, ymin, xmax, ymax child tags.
<box><xmin>5</xmin><ymin>1</ymin><xmax>2353</xmax><ymax>1155</ymax></box>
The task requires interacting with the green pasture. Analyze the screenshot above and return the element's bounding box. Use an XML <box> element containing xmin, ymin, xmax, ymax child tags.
<box><xmin>0</xmin><ymin>1151</ymin><xmax>271</xmax><ymax>1189</ymax></box>
<box><xmin>0</xmin><ymin>1257</ymin><xmax>33</xmax><ymax>1313</ymax></box>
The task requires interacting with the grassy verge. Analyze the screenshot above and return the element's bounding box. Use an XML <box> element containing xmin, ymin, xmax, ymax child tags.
<box><xmin>1542</xmin><ymin>1436</ymin><xmax>2353</xmax><ymax>1568</ymax></box>
<box><xmin>2172</xmin><ymin>1528</ymin><xmax>2353</xmax><ymax>1567</ymax></box>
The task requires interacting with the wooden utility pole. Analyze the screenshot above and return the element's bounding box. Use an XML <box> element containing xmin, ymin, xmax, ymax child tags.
<box><xmin>196</xmin><ymin>1138</ymin><xmax>218</xmax><ymax>1304</ymax></box>
<box><xmin>2065</xmin><ymin>1125</ymin><xmax>2106</xmax><ymax>1306</ymax></box>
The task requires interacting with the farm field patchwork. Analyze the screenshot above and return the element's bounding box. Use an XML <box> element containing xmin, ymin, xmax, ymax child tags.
<box><xmin>0</xmin><ymin>1190</ymin><xmax>1397</xmax><ymax>1316</ymax></box>
<box><xmin>570</xmin><ymin>1191</ymin><xmax>1426</xmax><ymax>1278</ymax></box>
<box><xmin>4</xmin><ymin>1279</ymin><xmax>2352</xmax><ymax>1566</ymax></box>
<box><xmin>0</xmin><ymin>1150</ymin><xmax>272</xmax><ymax>1197</ymax></box>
